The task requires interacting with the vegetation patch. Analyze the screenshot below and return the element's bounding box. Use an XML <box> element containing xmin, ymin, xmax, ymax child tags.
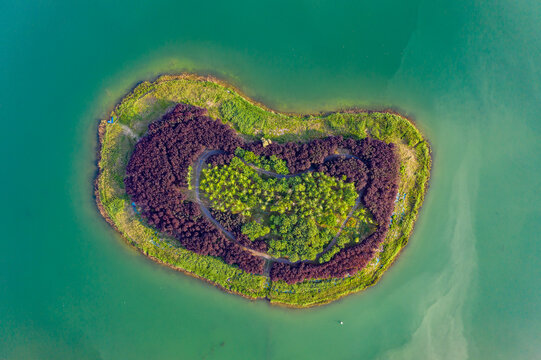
<box><xmin>200</xmin><ymin>155</ymin><xmax>359</xmax><ymax>262</ymax></box>
<box><xmin>95</xmin><ymin>74</ymin><xmax>431</xmax><ymax>307</ymax></box>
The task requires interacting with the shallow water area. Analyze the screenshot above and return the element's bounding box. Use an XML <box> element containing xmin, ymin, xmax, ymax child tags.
<box><xmin>1</xmin><ymin>0</ymin><xmax>540</xmax><ymax>359</ymax></box>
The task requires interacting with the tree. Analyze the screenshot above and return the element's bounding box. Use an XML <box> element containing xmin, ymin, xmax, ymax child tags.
<box><xmin>241</xmin><ymin>221</ymin><xmax>270</xmax><ymax>241</ymax></box>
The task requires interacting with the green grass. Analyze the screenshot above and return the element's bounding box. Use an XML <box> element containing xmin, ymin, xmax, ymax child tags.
<box><xmin>96</xmin><ymin>74</ymin><xmax>431</xmax><ymax>307</ymax></box>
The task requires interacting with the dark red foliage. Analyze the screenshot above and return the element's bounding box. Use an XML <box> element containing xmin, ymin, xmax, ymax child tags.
<box><xmin>316</xmin><ymin>157</ymin><xmax>368</xmax><ymax>191</ymax></box>
<box><xmin>125</xmin><ymin>103</ymin><xmax>263</xmax><ymax>274</ymax></box>
<box><xmin>207</xmin><ymin>153</ymin><xmax>234</xmax><ymax>167</ymax></box>
<box><xmin>244</xmin><ymin>136</ymin><xmax>343</xmax><ymax>173</ymax></box>
<box><xmin>269</xmin><ymin>137</ymin><xmax>400</xmax><ymax>284</ymax></box>
<box><xmin>209</xmin><ymin>208</ymin><xmax>268</xmax><ymax>252</ymax></box>
<box><xmin>125</xmin><ymin>103</ymin><xmax>399</xmax><ymax>283</ymax></box>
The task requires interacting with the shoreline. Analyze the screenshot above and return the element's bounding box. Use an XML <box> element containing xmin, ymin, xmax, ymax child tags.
<box><xmin>94</xmin><ymin>121</ymin><xmax>266</xmax><ymax>304</ymax></box>
<box><xmin>93</xmin><ymin>73</ymin><xmax>432</xmax><ymax>308</ymax></box>
<box><xmin>103</xmin><ymin>73</ymin><xmax>429</xmax><ymax>134</ymax></box>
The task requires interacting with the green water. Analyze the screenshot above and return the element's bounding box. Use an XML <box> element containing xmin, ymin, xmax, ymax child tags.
<box><xmin>1</xmin><ymin>0</ymin><xmax>540</xmax><ymax>359</ymax></box>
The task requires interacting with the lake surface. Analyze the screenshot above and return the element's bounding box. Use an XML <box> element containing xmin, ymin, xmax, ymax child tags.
<box><xmin>1</xmin><ymin>0</ymin><xmax>540</xmax><ymax>359</ymax></box>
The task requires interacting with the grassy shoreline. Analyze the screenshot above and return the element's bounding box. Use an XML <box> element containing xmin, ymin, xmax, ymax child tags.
<box><xmin>95</xmin><ymin>73</ymin><xmax>431</xmax><ymax>308</ymax></box>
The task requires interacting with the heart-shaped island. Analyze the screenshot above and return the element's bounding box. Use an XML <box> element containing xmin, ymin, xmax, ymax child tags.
<box><xmin>96</xmin><ymin>74</ymin><xmax>431</xmax><ymax>307</ymax></box>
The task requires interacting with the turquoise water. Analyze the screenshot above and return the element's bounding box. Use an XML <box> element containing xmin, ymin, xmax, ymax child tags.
<box><xmin>1</xmin><ymin>0</ymin><xmax>540</xmax><ymax>359</ymax></box>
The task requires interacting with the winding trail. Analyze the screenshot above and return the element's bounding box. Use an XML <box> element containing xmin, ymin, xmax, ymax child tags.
<box><xmin>120</xmin><ymin>124</ymin><xmax>139</xmax><ymax>140</ymax></box>
<box><xmin>193</xmin><ymin>149</ymin><xmax>364</xmax><ymax>267</ymax></box>
<box><xmin>194</xmin><ymin>150</ymin><xmax>234</xmax><ymax>239</ymax></box>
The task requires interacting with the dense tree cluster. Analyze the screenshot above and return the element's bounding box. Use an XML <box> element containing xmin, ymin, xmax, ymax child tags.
<box><xmin>241</xmin><ymin>221</ymin><xmax>271</xmax><ymax>241</ymax></box>
<box><xmin>125</xmin><ymin>104</ymin><xmax>263</xmax><ymax>274</ymax></box>
<box><xmin>200</xmin><ymin>157</ymin><xmax>357</xmax><ymax>261</ymax></box>
<box><xmin>125</xmin><ymin>103</ymin><xmax>399</xmax><ymax>283</ymax></box>
<box><xmin>316</xmin><ymin>157</ymin><xmax>368</xmax><ymax>191</ymax></box>
<box><xmin>235</xmin><ymin>148</ymin><xmax>289</xmax><ymax>175</ymax></box>
<box><xmin>242</xmin><ymin>136</ymin><xmax>344</xmax><ymax>173</ymax></box>
<box><xmin>269</xmin><ymin>137</ymin><xmax>400</xmax><ymax>283</ymax></box>
<box><xmin>208</xmin><ymin>208</ymin><xmax>268</xmax><ymax>252</ymax></box>
<box><xmin>200</xmin><ymin>158</ymin><xmax>356</xmax><ymax>220</ymax></box>
<box><xmin>207</xmin><ymin>152</ymin><xmax>234</xmax><ymax>167</ymax></box>
<box><xmin>268</xmin><ymin>214</ymin><xmax>335</xmax><ymax>262</ymax></box>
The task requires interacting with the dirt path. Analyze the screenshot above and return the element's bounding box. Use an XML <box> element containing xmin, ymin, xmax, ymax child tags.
<box><xmin>263</xmin><ymin>259</ymin><xmax>272</xmax><ymax>277</ymax></box>
<box><xmin>120</xmin><ymin>124</ymin><xmax>139</xmax><ymax>140</ymax></box>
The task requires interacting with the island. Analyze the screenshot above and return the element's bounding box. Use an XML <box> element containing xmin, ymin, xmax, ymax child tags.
<box><xmin>95</xmin><ymin>74</ymin><xmax>431</xmax><ymax>307</ymax></box>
